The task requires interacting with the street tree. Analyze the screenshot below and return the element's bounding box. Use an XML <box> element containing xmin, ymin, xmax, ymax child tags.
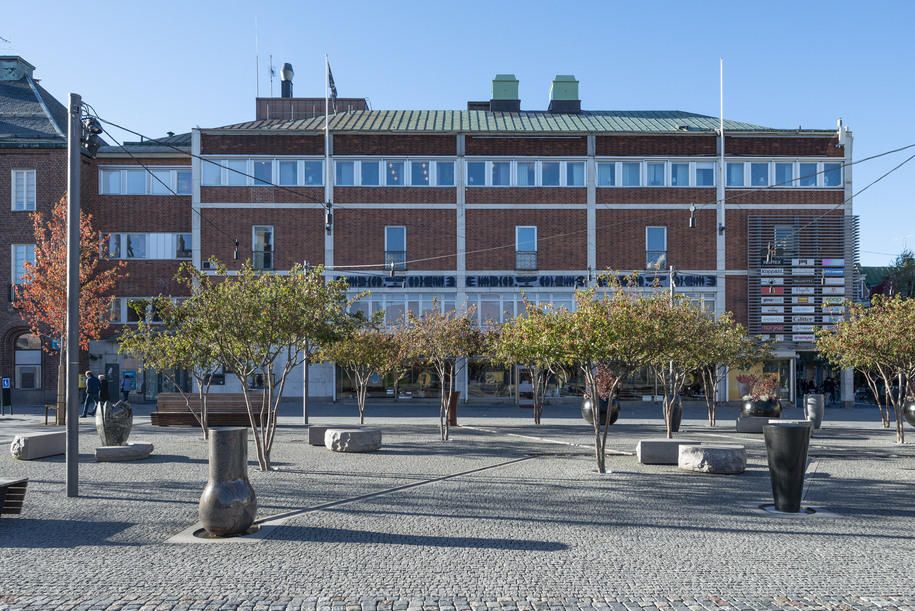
<box><xmin>488</xmin><ymin>300</ymin><xmax>566</xmax><ymax>424</ymax></box>
<box><xmin>397</xmin><ymin>302</ymin><xmax>486</xmax><ymax>441</ymax></box>
<box><xmin>118</xmin><ymin>295</ymin><xmax>222</xmax><ymax>436</ymax></box>
<box><xmin>13</xmin><ymin>195</ymin><xmax>126</xmax><ymax>424</ymax></box>
<box><xmin>318</xmin><ymin>314</ymin><xmax>406</xmax><ymax>424</ymax></box>
<box><xmin>817</xmin><ymin>293</ymin><xmax>915</xmax><ymax>443</ymax></box>
<box><xmin>179</xmin><ymin>261</ymin><xmax>355</xmax><ymax>469</ymax></box>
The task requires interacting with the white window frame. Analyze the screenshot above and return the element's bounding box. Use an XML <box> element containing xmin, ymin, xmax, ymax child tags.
<box><xmin>464</xmin><ymin>159</ymin><xmax>587</xmax><ymax>187</ymax></box>
<box><xmin>516</xmin><ymin>226</ymin><xmax>537</xmax><ymax>252</ymax></box>
<box><xmin>99</xmin><ymin>167</ymin><xmax>191</xmax><ymax>195</ymax></box>
<box><xmin>646</xmin><ymin>226</ymin><xmax>667</xmax><ymax>270</ymax></box>
<box><xmin>12</xmin><ymin>244</ymin><xmax>36</xmax><ymax>284</ymax></box>
<box><xmin>201</xmin><ymin>158</ymin><xmax>324</xmax><ymax>187</ymax></box>
<box><xmin>385</xmin><ymin>226</ymin><xmax>407</xmax><ymax>253</ymax></box>
<box><xmin>12</xmin><ymin>169</ymin><xmax>36</xmax><ymax>211</ymax></box>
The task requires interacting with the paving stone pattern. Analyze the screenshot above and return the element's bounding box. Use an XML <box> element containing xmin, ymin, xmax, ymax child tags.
<box><xmin>1</xmin><ymin>401</ymin><xmax>913</xmax><ymax>611</ymax></box>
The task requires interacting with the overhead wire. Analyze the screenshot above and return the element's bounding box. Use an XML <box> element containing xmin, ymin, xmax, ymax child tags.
<box><xmin>87</xmin><ymin>109</ymin><xmax>915</xmax><ymax>274</ymax></box>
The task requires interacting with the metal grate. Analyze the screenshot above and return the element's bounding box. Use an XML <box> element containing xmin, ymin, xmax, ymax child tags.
<box><xmin>516</xmin><ymin>251</ymin><xmax>538</xmax><ymax>271</ymax></box>
<box><xmin>385</xmin><ymin>251</ymin><xmax>406</xmax><ymax>271</ymax></box>
<box><xmin>747</xmin><ymin>215</ymin><xmax>859</xmax><ymax>349</ymax></box>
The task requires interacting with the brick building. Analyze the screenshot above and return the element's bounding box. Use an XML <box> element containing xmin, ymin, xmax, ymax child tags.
<box><xmin>2</xmin><ymin>61</ymin><xmax>858</xmax><ymax>406</ymax></box>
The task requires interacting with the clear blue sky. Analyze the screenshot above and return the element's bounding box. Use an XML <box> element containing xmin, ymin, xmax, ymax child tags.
<box><xmin>5</xmin><ymin>0</ymin><xmax>913</xmax><ymax>267</ymax></box>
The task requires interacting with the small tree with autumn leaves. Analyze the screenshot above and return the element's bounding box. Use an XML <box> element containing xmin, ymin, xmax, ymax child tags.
<box><xmin>396</xmin><ymin>302</ymin><xmax>486</xmax><ymax>441</ymax></box>
<box><xmin>816</xmin><ymin>294</ymin><xmax>915</xmax><ymax>443</ymax></box>
<box><xmin>488</xmin><ymin>300</ymin><xmax>566</xmax><ymax>424</ymax></box>
<box><xmin>13</xmin><ymin>195</ymin><xmax>125</xmax><ymax>423</ymax></box>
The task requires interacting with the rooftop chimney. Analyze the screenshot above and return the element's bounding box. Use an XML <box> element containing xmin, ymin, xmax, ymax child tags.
<box><xmin>0</xmin><ymin>56</ymin><xmax>36</xmax><ymax>81</ymax></box>
<box><xmin>490</xmin><ymin>74</ymin><xmax>520</xmax><ymax>112</ymax></box>
<box><xmin>280</xmin><ymin>63</ymin><xmax>294</xmax><ymax>98</ymax></box>
<box><xmin>548</xmin><ymin>75</ymin><xmax>580</xmax><ymax>113</ymax></box>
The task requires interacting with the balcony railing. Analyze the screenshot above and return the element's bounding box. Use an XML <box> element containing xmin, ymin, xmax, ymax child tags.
<box><xmin>516</xmin><ymin>251</ymin><xmax>537</xmax><ymax>271</ymax></box>
<box><xmin>385</xmin><ymin>251</ymin><xmax>406</xmax><ymax>271</ymax></box>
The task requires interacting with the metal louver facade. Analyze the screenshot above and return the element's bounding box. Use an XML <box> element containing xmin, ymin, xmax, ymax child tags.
<box><xmin>747</xmin><ymin>214</ymin><xmax>860</xmax><ymax>350</ymax></box>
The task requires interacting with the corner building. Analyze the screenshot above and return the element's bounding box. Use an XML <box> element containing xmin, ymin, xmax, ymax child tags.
<box><xmin>189</xmin><ymin>73</ymin><xmax>856</xmax><ymax>405</ymax></box>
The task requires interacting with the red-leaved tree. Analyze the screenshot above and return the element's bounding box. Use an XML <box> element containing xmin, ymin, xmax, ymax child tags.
<box><xmin>12</xmin><ymin>195</ymin><xmax>126</xmax><ymax>423</ymax></box>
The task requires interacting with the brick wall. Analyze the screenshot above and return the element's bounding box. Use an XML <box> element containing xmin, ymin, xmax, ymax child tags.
<box><xmin>596</xmin><ymin>187</ymin><xmax>715</xmax><ymax>205</ymax></box>
<box><xmin>200</xmin><ymin>185</ymin><xmax>325</xmax><ymax>205</ymax></box>
<box><xmin>466</xmin><ymin>187</ymin><xmax>587</xmax><ymax>205</ymax></box>
<box><xmin>595</xmin><ymin>208</ymin><xmax>717</xmax><ymax>271</ymax></box>
<box><xmin>725</xmin><ymin>136</ymin><xmax>843</xmax><ymax>157</ymax></box>
<box><xmin>335</xmin><ymin>187</ymin><xmax>456</xmax><ymax>204</ymax></box>
<box><xmin>465</xmin><ymin>209</ymin><xmax>587</xmax><ymax>271</ymax></box>
<box><xmin>334</xmin><ymin>135</ymin><xmax>455</xmax><ymax>156</ymax></box>
<box><xmin>596</xmin><ymin>135</ymin><xmax>717</xmax><ymax>157</ymax></box>
<box><xmin>466</xmin><ymin>136</ymin><xmax>587</xmax><ymax>157</ymax></box>
<box><xmin>201</xmin><ymin>134</ymin><xmax>324</xmax><ymax>156</ymax></box>
<box><xmin>334</xmin><ymin>209</ymin><xmax>457</xmax><ymax>271</ymax></box>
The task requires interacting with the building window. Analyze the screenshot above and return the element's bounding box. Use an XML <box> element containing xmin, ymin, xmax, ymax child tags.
<box><xmin>335</xmin><ymin>161</ymin><xmax>355</xmax><ymax>186</ymax></box>
<box><xmin>775</xmin><ymin>162</ymin><xmax>794</xmax><ymax>187</ymax></box>
<box><xmin>726</xmin><ymin>163</ymin><xmax>745</xmax><ymax>187</ymax></box>
<box><xmin>467</xmin><ymin>161</ymin><xmax>485</xmax><ymax>186</ymax></box>
<box><xmin>386</xmin><ymin>161</ymin><xmax>404</xmax><ymax>186</ymax></box>
<box><xmin>541</xmin><ymin>161</ymin><xmax>560</xmax><ymax>186</ymax></box>
<box><xmin>202</xmin><ymin>161</ymin><xmax>222</xmax><ymax>186</ymax></box>
<box><xmin>176</xmin><ymin>233</ymin><xmax>192</xmax><ymax>259</ymax></box>
<box><xmin>12</xmin><ymin>244</ymin><xmax>36</xmax><ymax>284</ymax></box>
<box><xmin>109</xmin><ymin>297</ymin><xmax>122</xmax><ymax>324</ymax></box>
<box><xmin>670</xmin><ymin>163</ymin><xmax>689</xmax><ymax>186</ymax></box>
<box><xmin>517</xmin><ymin>161</ymin><xmax>536</xmax><ymax>186</ymax></box>
<box><xmin>646</xmin><ymin>162</ymin><xmax>665</xmax><ymax>187</ymax></box>
<box><xmin>567</xmin><ymin>161</ymin><xmax>585</xmax><ymax>186</ymax></box>
<box><xmin>646</xmin><ymin>226</ymin><xmax>667</xmax><ymax>269</ymax></box>
<box><xmin>799</xmin><ymin>163</ymin><xmax>818</xmax><ymax>187</ymax></box>
<box><xmin>823</xmin><ymin>162</ymin><xmax>842</xmax><ymax>187</ymax></box>
<box><xmin>253</xmin><ymin>226</ymin><xmax>273</xmax><ymax>270</ymax></box>
<box><xmin>411</xmin><ymin>161</ymin><xmax>430</xmax><ymax>186</ymax></box>
<box><xmin>126</xmin><ymin>170</ymin><xmax>146</xmax><ymax>194</ymax></box>
<box><xmin>385</xmin><ymin>226</ymin><xmax>406</xmax><ymax>271</ymax></box>
<box><xmin>695</xmin><ymin>162</ymin><xmax>715</xmax><ymax>186</ymax></box>
<box><xmin>226</xmin><ymin>160</ymin><xmax>247</xmax><ymax>186</ymax></box>
<box><xmin>516</xmin><ymin>226</ymin><xmax>537</xmax><ymax>271</ymax></box>
<box><xmin>361</xmin><ymin>161</ymin><xmax>380</xmax><ymax>186</ymax></box>
<box><xmin>304</xmin><ymin>161</ymin><xmax>323</xmax><ymax>185</ymax></box>
<box><xmin>279</xmin><ymin>161</ymin><xmax>298</xmax><ymax>185</ymax></box>
<box><xmin>12</xmin><ymin>169</ymin><xmax>36</xmax><ymax>211</ymax></box>
<box><xmin>14</xmin><ymin>333</ymin><xmax>41</xmax><ymax>390</ymax></box>
<box><xmin>491</xmin><ymin>161</ymin><xmax>511</xmax><ymax>186</ymax></box>
<box><xmin>126</xmin><ymin>234</ymin><xmax>147</xmax><ymax>259</ymax></box>
<box><xmin>750</xmin><ymin>163</ymin><xmax>769</xmax><ymax>186</ymax></box>
<box><xmin>437</xmin><ymin>162</ymin><xmax>455</xmax><ymax>186</ymax></box>
<box><xmin>774</xmin><ymin>225</ymin><xmax>797</xmax><ymax>257</ymax></box>
<box><xmin>597</xmin><ymin>162</ymin><xmax>616</xmax><ymax>186</ymax></box>
<box><xmin>622</xmin><ymin>162</ymin><xmax>640</xmax><ymax>186</ymax></box>
<box><xmin>253</xmin><ymin>160</ymin><xmax>273</xmax><ymax>185</ymax></box>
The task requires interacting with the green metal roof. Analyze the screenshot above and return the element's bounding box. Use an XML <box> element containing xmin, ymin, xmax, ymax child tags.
<box><xmin>211</xmin><ymin>109</ymin><xmax>800</xmax><ymax>134</ymax></box>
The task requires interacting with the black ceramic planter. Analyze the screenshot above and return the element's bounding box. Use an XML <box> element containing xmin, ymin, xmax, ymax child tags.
<box><xmin>741</xmin><ymin>400</ymin><xmax>781</xmax><ymax>419</ymax></box>
<box><xmin>199</xmin><ymin>427</ymin><xmax>258</xmax><ymax>536</ymax></box>
<box><xmin>903</xmin><ymin>401</ymin><xmax>915</xmax><ymax>428</ymax></box>
<box><xmin>581</xmin><ymin>397</ymin><xmax>620</xmax><ymax>426</ymax></box>
<box><xmin>763</xmin><ymin>422</ymin><xmax>811</xmax><ymax>513</ymax></box>
<box><xmin>664</xmin><ymin>397</ymin><xmax>682</xmax><ymax>432</ymax></box>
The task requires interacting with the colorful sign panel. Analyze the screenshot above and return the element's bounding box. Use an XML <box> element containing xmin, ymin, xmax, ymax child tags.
<box><xmin>821</xmin><ymin>259</ymin><xmax>845</xmax><ymax>267</ymax></box>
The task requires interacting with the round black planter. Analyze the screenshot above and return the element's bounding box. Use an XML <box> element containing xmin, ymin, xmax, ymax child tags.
<box><xmin>581</xmin><ymin>397</ymin><xmax>620</xmax><ymax>425</ymax></box>
<box><xmin>741</xmin><ymin>400</ymin><xmax>781</xmax><ymax>419</ymax></box>
<box><xmin>664</xmin><ymin>397</ymin><xmax>682</xmax><ymax>432</ymax></box>
<box><xmin>903</xmin><ymin>401</ymin><xmax>915</xmax><ymax>427</ymax></box>
<box><xmin>763</xmin><ymin>422</ymin><xmax>811</xmax><ymax>513</ymax></box>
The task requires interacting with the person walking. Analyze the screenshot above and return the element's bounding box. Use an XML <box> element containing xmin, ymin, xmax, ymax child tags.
<box><xmin>823</xmin><ymin>375</ymin><xmax>837</xmax><ymax>406</ymax></box>
<box><xmin>121</xmin><ymin>376</ymin><xmax>131</xmax><ymax>403</ymax></box>
<box><xmin>98</xmin><ymin>374</ymin><xmax>110</xmax><ymax>411</ymax></box>
<box><xmin>81</xmin><ymin>371</ymin><xmax>100</xmax><ymax>417</ymax></box>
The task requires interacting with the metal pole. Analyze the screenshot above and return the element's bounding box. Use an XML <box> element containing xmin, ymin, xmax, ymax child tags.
<box><xmin>669</xmin><ymin>265</ymin><xmax>676</xmax><ymax>406</ymax></box>
<box><xmin>66</xmin><ymin>93</ymin><xmax>81</xmax><ymax>497</ymax></box>
<box><xmin>302</xmin><ymin>351</ymin><xmax>310</xmax><ymax>425</ymax></box>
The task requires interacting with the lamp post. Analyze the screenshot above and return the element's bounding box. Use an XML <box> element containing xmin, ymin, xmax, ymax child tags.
<box><xmin>65</xmin><ymin>94</ymin><xmax>81</xmax><ymax>497</ymax></box>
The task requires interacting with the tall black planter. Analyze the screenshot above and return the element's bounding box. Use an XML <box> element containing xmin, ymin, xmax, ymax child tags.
<box><xmin>664</xmin><ymin>397</ymin><xmax>682</xmax><ymax>432</ymax></box>
<box><xmin>581</xmin><ymin>397</ymin><xmax>620</xmax><ymax>425</ymax></box>
<box><xmin>763</xmin><ymin>423</ymin><xmax>811</xmax><ymax>513</ymax></box>
<box><xmin>199</xmin><ymin>427</ymin><xmax>257</xmax><ymax>536</ymax></box>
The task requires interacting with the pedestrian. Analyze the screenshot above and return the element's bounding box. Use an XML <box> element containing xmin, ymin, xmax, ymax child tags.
<box><xmin>98</xmin><ymin>374</ymin><xmax>110</xmax><ymax>410</ymax></box>
<box><xmin>823</xmin><ymin>375</ymin><xmax>837</xmax><ymax>406</ymax></box>
<box><xmin>121</xmin><ymin>376</ymin><xmax>131</xmax><ymax>403</ymax></box>
<box><xmin>81</xmin><ymin>370</ymin><xmax>100</xmax><ymax>417</ymax></box>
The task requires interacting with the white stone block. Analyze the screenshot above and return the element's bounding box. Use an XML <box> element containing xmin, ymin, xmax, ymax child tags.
<box><xmin>325</xmin><ymin>428</ymin><xmax>382</xmax><ymax>453</ymax></box>
<box><xmin>636</xmin><ymin>439</ymin><xmax>702</xmax><ymax>465</ymax></box>
<box><xmin>678</xmin><ymin>444</ymin><xmax>746</xmax><ymax>474</ymax></box>
<box><xmin>10</xmin><ymin>431</ymin><xmax>66</xmax><ymax>460</ymax></box>
<box><xmin>308</xmin><ymin>425</ymin><xmax>362</xmax><ymax>446</ymax></box>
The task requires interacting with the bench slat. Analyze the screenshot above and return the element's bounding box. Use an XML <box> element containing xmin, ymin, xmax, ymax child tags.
<box><xmin>151</xmin><ymin>394</ymin><xmax>262</xmax><ymax>427</ymax></box>
<box><xmin>0</xmin><ymin>478</ymin><xmax>28</xmax><ymax>516</ymax></box>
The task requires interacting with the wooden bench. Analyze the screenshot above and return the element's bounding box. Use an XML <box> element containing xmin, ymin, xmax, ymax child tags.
<box><xmin>150</xmin><ymin>393</ymin><xmax>263</xmax><ymax>427</ymax></box>
<box><xmin>0</xmin><ymin>478</ymin><xmax>28</xmax><ymax>517</ymax></box>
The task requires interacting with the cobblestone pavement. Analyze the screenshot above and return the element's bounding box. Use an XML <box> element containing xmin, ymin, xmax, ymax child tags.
<box><xmin>1</xmin><ymin>400</ymin><xmax>913</xmax><ymax>611</ymax></box>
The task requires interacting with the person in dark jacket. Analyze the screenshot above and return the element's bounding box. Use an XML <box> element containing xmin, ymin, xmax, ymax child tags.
<box><xmin>823</xmin><ymin>375</ymin><xmax>837</xmax><ymax>405</ymax></box>
<box><xmin>81</xmin><ymin>371</ymin><xmax>100</xmax><ymax>417</ymax></box>
<box><xmin>98</xmin><ymin>374</ymin><xmax>110</xmax><ymax>409</ymax></box>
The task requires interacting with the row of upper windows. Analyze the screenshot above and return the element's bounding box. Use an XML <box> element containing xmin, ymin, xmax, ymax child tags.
<box><xmin>107</xmin><ymin>233</ymin><xmax>192</xmax><ymax>260</ymax></box>
<box><xmin>100</xmin><ymin>168</ymin><xmax>191</xmax><ymax>195</ymax></box>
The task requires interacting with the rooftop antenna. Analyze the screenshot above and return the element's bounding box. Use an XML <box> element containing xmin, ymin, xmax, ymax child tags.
<box><xmin>894</xmin><ymin>234</ymin><xmax>914</xmax><ymax>252</ymax></box>
<box><xmin>269</xmin><ymin>54</ymin><xmax>276</xmax><ymax>98</ymax></box>
<box><xmin>254</xmin><ymin>17</ymin><xmax>259</xmax><ymax>98</ymax></box>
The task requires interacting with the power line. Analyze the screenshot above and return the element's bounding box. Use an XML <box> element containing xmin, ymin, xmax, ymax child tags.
<box><xmin>86</xmin><ymin>110</ymin><xmax>915</xmax><ymax>275</ymax></box>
